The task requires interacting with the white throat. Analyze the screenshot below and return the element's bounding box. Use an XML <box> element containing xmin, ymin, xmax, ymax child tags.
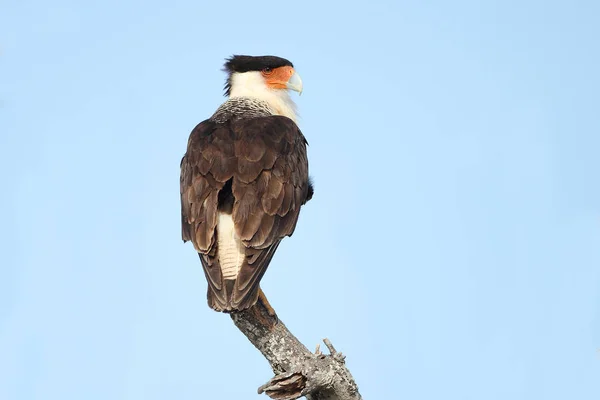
<box><xmin>228</xmin><ymin>71</ymin><xmax>298</xmax><ymax>123</ymax></box>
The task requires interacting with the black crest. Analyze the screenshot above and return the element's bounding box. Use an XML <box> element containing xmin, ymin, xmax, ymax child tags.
<box><xmin>223</xmin><ymin>55</ymin><xmax>294</xmax><ymax>96</ymax></box>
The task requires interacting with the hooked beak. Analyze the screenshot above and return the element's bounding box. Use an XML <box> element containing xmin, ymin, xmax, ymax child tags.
<box><xmin>286</xmin><ymin>71</ymin><xmax>303</xmax><ymax>95</ymax></box>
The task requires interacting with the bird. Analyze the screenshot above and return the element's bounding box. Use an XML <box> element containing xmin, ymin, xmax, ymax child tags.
<box><xmin>180</xmin><ymin>55</ymin><xmax>313</xmax><ymax>312</ymax></box>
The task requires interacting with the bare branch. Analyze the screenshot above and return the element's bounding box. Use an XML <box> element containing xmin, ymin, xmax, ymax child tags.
<box><xmin>230</xmin><ymin>296</ymin><xmax>362</xmax><ymax>400</ymax></box>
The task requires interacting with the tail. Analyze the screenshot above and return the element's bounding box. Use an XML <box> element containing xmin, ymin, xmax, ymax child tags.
<box><xmin>206</xmin><ymin>278</ymin><xmax>261</xmax><ymax>313</ymax></box>
<box><xmin>199</xmin><ymin>252</ymin><xmax>264</xmax><ymax>313</ymax></box>
<box><xmin>199</xmin><ymin>205</ymin><xmax>282</xmax><ymax>312</ymax></box>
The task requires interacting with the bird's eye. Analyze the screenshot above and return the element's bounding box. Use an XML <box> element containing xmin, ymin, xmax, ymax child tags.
<box><xmin>262</xmin><ymin>67</ymin><xmax>274</xmax><ymax>75</ymax></box>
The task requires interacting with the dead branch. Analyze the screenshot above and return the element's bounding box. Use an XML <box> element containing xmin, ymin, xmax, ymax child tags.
<box><xmin>230</xmin><ymin>297</ymin><xmax>362</xmax><ymax>400</ymax></box>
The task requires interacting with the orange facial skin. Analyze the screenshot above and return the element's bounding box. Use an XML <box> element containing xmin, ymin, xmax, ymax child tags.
<box><xmin>262</xmin><ymin>66</ymin><xmax>295</xmax><ymax>89</ymax></box>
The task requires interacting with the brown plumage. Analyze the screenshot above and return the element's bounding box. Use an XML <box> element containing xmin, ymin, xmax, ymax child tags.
<box><xmin>180</xmin><ymin>115</ymin><xmax>312</xmax><ymax>312</ymax></box>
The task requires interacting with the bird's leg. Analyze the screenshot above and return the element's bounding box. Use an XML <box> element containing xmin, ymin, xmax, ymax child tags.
<box><xmin>258</xmin><ymin>288</ymin><xmax>277</xmax><ymax>318</ymax></box>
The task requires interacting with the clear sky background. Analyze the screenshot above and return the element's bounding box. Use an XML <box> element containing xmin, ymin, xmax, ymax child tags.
<box><xmin>1</xmin><ymin>1</ymin><xmax>599</xmax><ymax>399</ymax></box>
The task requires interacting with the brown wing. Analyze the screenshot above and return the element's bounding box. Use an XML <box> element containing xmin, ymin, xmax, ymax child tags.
<box><xmin>180</xmin><ymin>119</ymin><xmax>236</xmax><ymax>310</ymax></box>
<box><xmin>229</xmin><ymin>116</ymin><xmax>310</xmax><ymax>309</ymax></box>
<box><xmin>181</xmin><ymin>116</ymin><xmax>311</xmax><ymax>311</ymax></box>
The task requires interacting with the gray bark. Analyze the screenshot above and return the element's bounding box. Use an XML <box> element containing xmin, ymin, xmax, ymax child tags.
<box><xmin>230</xmin><ymin>298</ymin><xmax>362</xmax><ymax>400</ymax></box>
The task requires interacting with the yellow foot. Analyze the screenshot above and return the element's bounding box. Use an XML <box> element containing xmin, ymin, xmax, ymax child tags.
<box><xmin>258</xmin><ymin>288</ymin><xmax>277</xmax><ymax>318</ymax></box>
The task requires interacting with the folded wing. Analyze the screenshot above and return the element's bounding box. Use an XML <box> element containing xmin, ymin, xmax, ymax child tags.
<box><xmin>181</xmin><ymin>116</ymin><xmax>311</xmax><ymax>311</ymax></box>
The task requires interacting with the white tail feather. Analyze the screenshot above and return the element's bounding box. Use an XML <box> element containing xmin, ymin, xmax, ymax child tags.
<box><xmin>217</xmin><ymin>212</ymin><xmax>244</xmax><ymax>280</ymax></box>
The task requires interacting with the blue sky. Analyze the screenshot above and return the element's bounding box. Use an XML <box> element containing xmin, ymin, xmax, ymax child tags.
<box><xmin>1</xmin><ymin>0</ymin><xmax>599</xmax><ymax>399</ymax></box>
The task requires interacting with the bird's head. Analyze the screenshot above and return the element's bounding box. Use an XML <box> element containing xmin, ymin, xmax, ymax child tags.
<box><xmin>223</xmin><ymin>55</ymin><xmax>302</xmax><ymax>96</ymax></box>
<box><xmin>223</xmin><ymin>55</ymin><xmax>302</xmax><ymax>121</ymax></box>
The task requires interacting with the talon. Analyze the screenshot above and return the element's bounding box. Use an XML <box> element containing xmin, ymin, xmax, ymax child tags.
<box><xmin>258</xmin><ymin>288</ymin><xmax>277</xmax><ymax>318</ymax></box>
